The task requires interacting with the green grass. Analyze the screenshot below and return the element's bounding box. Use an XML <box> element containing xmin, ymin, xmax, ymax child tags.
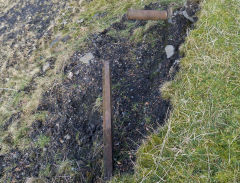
<box><xmin>36</xmin><ymin>135</ymin><xmax>50</xmax><ymax>149</ymax></box>
<box><xmin>39</xmin><ymin>164</ymin><xmax>51</xmax><ymax>177</ymax></box>
<box><xmin>57</xmin><ymin>160</ymin><xmax>75</xmax><ymax>175</ymax></box>
<box><xmin>113</xmin><ymin>0</ymin><xmax>240</xmax><ymax>182</ymax></box>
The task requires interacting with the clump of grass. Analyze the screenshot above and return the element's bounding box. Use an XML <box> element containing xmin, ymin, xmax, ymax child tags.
<box><xmin>39</xmin><ymin>164</ymin><xmax>52</xmax><ymax>178</ymax></box>
<box><xmin>57</xmin><ymin>160</ymin><xmax>75</xmax><ymax>176</ymax></box>
<box><xmin>115</xmin><ymin>0</ymin><xmax>240</xmax><ymax>182</ymax></box>
<box><xmin>34</xmin><ymin>111</ymin><xmax>48</xmax><ymax>122</ymax></box>
<box><xmin>112</xmin><ymin>174</ymin><xmax>135</xmax><ymax>183</ymax></box>
<box><xmin>93</xmin><ymin>96</ymin><xmax>103</xmax><ymax>112</ymax></box>
<box><xmin>36</xmin><ymin>135</ymin><xmax>50</xmax><ymax>149</ymax></box>
<box><xmin>131</xmin><ymin>27</ymin><xmax>145</xmax><ymax>43</ymax></box>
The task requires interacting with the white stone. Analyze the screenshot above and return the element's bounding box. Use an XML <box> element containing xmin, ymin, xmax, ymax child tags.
<box><xmin>165</xmin><ymin>45</ymin><xmax>175</xmax><ymax>58</ymax></box>
<box><xmin>77</xmin><ymin>18</ymin><xmax>84</xmax><ymax>24</ymax></box>
<box><xmin>42</xmin><ymin>62</ymin><xmax>50</xmax><ymax>72</ymax></box>
<box><xmin>64</xmin><ymin>134</ymin><xmax>71</xmax><ymax>140</ymax></box>
<box><xmin>80</xmin><ymin>52</ymin><xmax>94</xmax><ymax>64</ymax></box>
<box><xmin>67</xmin><ymin>72</ymin><xmax>73</xmax><ymax>80</ymax></box>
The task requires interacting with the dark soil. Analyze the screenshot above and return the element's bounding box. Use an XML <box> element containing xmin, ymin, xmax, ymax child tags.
<box><xmin>0</xmin><ymin>2</ymin><xmax>199</xmax><ymax>183</ymax></box>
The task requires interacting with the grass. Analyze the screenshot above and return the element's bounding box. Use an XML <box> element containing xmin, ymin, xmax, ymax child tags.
<box><xmin>113</xmin><ymin>0</ymin><xmax>240</xmax><ymax>182</ymax></box>
<box><xmin>36</xmin><ymin>135</ymin><xmax>50</xmax><ymax>149</ymax></box>
<box><xmin>39</xmin><ymin>163</ymin><xmax>51</xmax><ymax>177</ymax></box>
<box><xmin>57</xmin><ymin>160</ymin><xmax>75</xmax><ymax>176</ymax></box>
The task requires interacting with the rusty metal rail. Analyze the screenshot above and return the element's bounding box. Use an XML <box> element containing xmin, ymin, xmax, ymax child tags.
<box><xmin>127</xmin><ymin>7</ymin><xmax>173</xmax><ymax>21</ymax></box>
<box><xmin>127</xmin><ymin>9</ymin><xmax>168</xmax><ymax>20</ymax></box>
<box><xmin>103</xmin><ymin>60</ymin><xmax>113</xmax><ymax>181</ymax></box>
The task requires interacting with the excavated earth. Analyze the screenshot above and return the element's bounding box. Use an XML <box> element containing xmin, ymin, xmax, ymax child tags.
<box><xmin>0</xmin><ymin>1</ymin><xmax>199</xmax><ymax>183</ymax></box>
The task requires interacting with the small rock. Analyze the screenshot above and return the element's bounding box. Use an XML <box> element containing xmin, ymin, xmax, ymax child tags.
<box><xmin>62</xmin><ymin>20</ymin><xmax>68</xmax><ymax>25</ymax></box>
<box><xmin>64</xmin><ymin>134</ymin><xmax>71</xmax><ymax>140</ymax></box>
<box><xmin>42</xmin><ymin>62</ymin><xmax>50</xmax><ymax>72</ymax></box>
<box><xmin>77</xmin><ymin>18</ymin><xmax>84</xmax><ymax>24</ymax></box>
<box><xmin>56</xmin><ymin>123</ymin><xmax>60</xmax><ymax>129</ymax></box>
<box><xmin>75</xmin><ymin>70</ymin><xmax>80</xmax><ymax>75</ymax></box>
<box><xmin>165</xmin><ymin>45</ymin><xmax>175</xmax><ymax>58</ymax></box>
<box><xmin>182</xmin><ymin>10</ymin><xmax>195</xmax><ymax>23</ymax></box>
<box><xmin>80</xmin><ymin>52</ymin><xmax>94</xmax><ymax>64</ymax></box>
<box><xmin>67</xmin><ymin>72</ymin><xmax>73</xmax><ymax>80</ymax></box>
<box><xmin>60</xmin><ymin>139</ymin><xmax>64</xmax><ymax>143</ymax></box>
<box><xmin>168</xmin><ymin>18</ymin><xmax>173</xmax><ymax>24</ymax></box>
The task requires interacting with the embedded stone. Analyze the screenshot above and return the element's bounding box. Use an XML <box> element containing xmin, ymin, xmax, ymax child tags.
<box><xmin>80</xmin><ymin>52</ymin><xmax>94</xmax><ymax>64</ymax></box>
<box><xmin>165</xmin><ymin>45</ymin><xmax>175</xmax><ymax>58</ymax></box>
<box><xmin>42</xmin><ymin>62</ymin><xmax>50</xmax><ymax>72</ymax></box>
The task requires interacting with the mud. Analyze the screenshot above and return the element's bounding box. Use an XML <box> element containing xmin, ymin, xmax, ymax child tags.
<box><xmin>0</xmin><ymin>2</ymin><xmax>199</xmax><ymax>183</ymax></box>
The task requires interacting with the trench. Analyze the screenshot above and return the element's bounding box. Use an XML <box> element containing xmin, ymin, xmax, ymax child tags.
<box><xmin>0</xmin><ymin>2</ymin><xmax>200</xmax><ymax>182</ymax></box>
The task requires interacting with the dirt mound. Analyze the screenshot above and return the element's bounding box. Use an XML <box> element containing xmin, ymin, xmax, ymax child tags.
<box><xmin>0</xmin><ymin>2</ymin><xmax>199</xmax><ymax>182</ymax></box>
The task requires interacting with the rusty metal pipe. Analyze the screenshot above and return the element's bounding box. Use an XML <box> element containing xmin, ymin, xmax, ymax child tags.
<box><xmin>103</xmin><ymin>60</ymin><xmax>113</xmax><ymax>181</ymax></box>
<box><xmin>127</xmin><ymin>9</ymin><xmax>168</xmax><ymax>21</ymax></box>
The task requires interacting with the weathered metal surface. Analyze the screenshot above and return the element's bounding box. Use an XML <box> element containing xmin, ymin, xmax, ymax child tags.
<box><xmin>103</xmin><ymin>60</ymin><xmax>113</xmax><ymax>181</ymax></box>
<box><xmin>127</xmin><ymin>9</ymin><xmax>168</xmax><ymax>21</ymax></box>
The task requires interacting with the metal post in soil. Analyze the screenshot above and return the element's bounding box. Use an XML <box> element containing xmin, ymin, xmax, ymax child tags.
<box><xmin>103</xmin><ymin>60</ymin><xmax>113</xmax><ymax>181</ymax></box>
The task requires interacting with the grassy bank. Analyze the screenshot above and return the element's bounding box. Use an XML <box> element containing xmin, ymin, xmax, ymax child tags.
<box><xmin>113</xmin><ymin>0</ymin><xmax>240</xmax><ymax>182</ymax></box>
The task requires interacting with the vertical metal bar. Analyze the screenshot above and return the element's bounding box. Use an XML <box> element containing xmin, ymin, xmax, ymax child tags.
<box><xmin>103</xmin><ymin>60</ymin><xmax>113</xmax><ymax>181</ymax></box>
